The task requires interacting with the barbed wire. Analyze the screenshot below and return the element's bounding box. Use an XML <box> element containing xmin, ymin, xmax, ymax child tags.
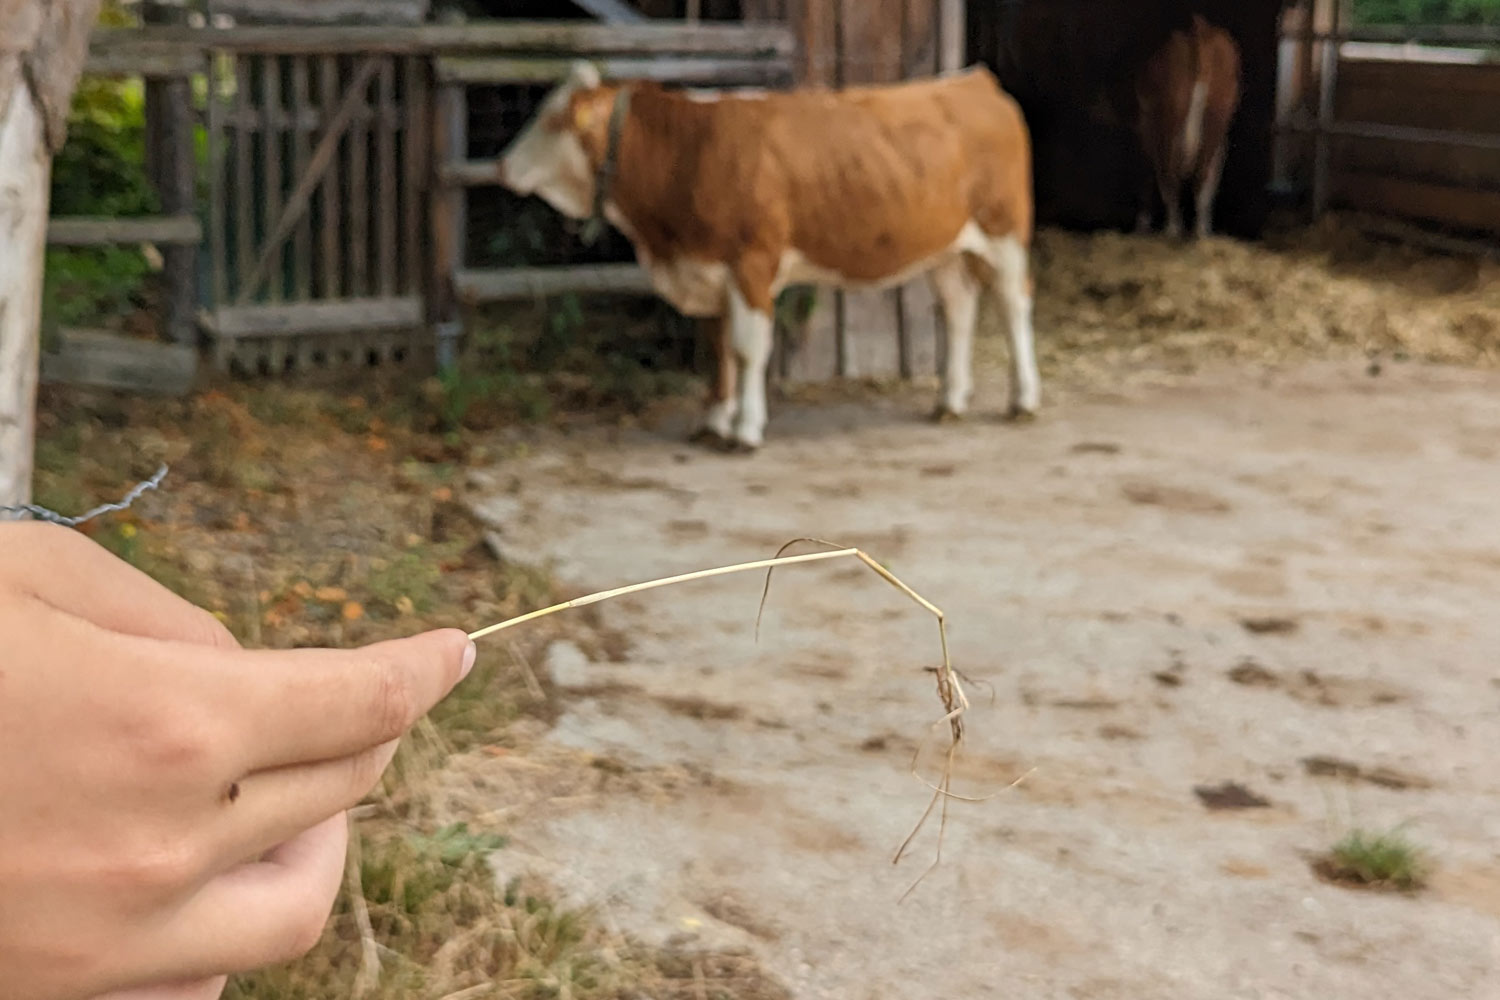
<box><xmin>0</xmin><ymin>465</ymin><xmax>169</xmax><ymax>527</ymax></box>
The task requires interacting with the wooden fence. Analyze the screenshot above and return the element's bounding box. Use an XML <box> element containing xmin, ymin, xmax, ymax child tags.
<box><xmin>60</xmin><ymin>20</ymin><xmax>797</xmax><ymax>381</ymax></box>
<box><xmin>1275</xmin><ymin>2</ymin><xmax>1500</xmax><ymax>247</ymax></box>
<box><xmin>1328</xmin><ymin>56</ymin><xmax>1500</xmax><ymax>237</ymax></box>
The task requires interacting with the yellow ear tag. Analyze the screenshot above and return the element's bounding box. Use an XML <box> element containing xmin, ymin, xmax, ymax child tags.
<box><xmin>573</xmin><ymin>104</ymin><xmax>592</xmax><ymax>131</ymax></box>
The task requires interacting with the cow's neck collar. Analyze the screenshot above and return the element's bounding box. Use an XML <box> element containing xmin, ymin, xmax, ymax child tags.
<box><xmin>580</xmin><ymin>85</ymin><xmax>632</xmax><ymax>246</ymax></box>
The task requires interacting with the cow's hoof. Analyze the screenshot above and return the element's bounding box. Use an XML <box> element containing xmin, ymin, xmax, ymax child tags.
<box><xmin>689</xmin><ymin>426</ymin><xmax>729</xmax><ymax>448</ymax></box>
<box><xmin>723</xmin><ymin>438</ymin><xmax>760</xmax><ymax>456</ymax></box>
<box><xmin>1005</xmin><ymin>405</ymin><xmax>1039</xmax><ymax>425</ymax></box>
<box><xmin>930</xmin><ymin>406</ymin><xmax>964</xmax><ymax>425</ymax></box>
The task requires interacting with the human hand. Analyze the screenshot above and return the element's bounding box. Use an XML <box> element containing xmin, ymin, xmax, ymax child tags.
<box><xmin>0</xmin><ymin>522</ymin><xmax>475</xmax><ymax>1000</ymax></box>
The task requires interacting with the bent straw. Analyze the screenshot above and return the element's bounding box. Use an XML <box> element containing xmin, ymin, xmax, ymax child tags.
<box><xmin>468</xmin><ymin>547</ymin><xmax>859</xmax><ymax>641</ymax></box>
<box><xmin>465</xmin><ymin>539</ymin><xmax>979</xmax><ymax>898</ymax></box>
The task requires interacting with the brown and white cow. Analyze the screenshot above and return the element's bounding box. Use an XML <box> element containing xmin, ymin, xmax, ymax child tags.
<box><xmin>496</xmin><ymin>61</ymin><xmax>1038</xmax><ymax>451</ymax></box>
<box><xmin>1133</xmin><ymin>14</ymin><xmax>1241</xmax><ymax>240</ymax></box>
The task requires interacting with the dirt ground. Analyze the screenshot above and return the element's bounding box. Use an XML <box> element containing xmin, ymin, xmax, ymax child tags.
<box><xmin>464</xmin><ymin>358</ymin><xmax>1500</xmax><ymax>1000</ymax></box>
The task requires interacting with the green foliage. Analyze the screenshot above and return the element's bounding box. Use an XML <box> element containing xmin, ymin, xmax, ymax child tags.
<box><xmin>406</xmin><ymin>822</ymin><xmax>509</xmax><ymax>869</ymax></box>
<box><xmin>364</xmin><ymin>551</ymin><xmax>445</xmax><ymax>615</ymax></box>
<box><xmin>41</xmin><ymin>247</ymin><xmax>154</xmax><ymax>334</ymax></box>
<box><xmin>1352</xmin><ymin>0</ymin><xmax>1500</xmax><ymax>26</ymax></box>
<box><xmin>776</xmin><ymin>285</ymin><xmax>819</xmax><ymax>328</ymax></box>
<box><xmin>487</xmin><ymin>199</ymin><xmax>555</xmax><ymax>267</ymax></box>
<box><xmin>225</xmin><ymin>818</ymin><xmax>611</xmax><ymax>1000</ymax></box>
<box><xmin>45</xmin><ymin>65</ymin><xmax>158</xmax><ymax>335</ymax></box>
<box><xmin>361</xmin><ymin>823</ymin><xmax>507</xmax><ymax>914</ymax></box>
<box><xmin>50</xmin><ymin>78</ymin><xmax>156</xmax><ymax>219</ymax></box>
<box><xmin>1318</xmin><ymin>827</ymin><xmax>1431</xmax><ymax>891</ymax></box>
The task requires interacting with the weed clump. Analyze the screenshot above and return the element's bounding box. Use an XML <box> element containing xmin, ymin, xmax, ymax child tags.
<box><xmin>1314</xmin><ymin>828</ymin><xmax>1430</xmax><ymax>892</ymax></box>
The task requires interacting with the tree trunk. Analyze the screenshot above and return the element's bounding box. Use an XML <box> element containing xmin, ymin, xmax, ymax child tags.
<box><xmin>0</xmin><ymin>0</ymin><xmax>103</xmax><ymax>510</ymax></box>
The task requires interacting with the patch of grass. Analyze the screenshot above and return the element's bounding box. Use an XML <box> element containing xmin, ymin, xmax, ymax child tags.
<box><xmin>223</xmin><ymin>820</ymin><xmax>614</xmax><ymax>1000</ymax></box>
<box><xmin>497</xmin><ymin>561</ymin><xmax>557</xmax><ymax>614</ymax></box>
<box><xmin>188</xmin><ymin>391</ymin><xmax>278</xmax><ymax>491</ymax></box>
<box><xmin>244</xmin><ymin>385</ymin><xmax>328</xmax><ymax>429</ymax></box>
<box><xmin>365</xmin><ymin>550</ymin><xmax>445</xmax><ymax>616</ymax></box>
<box><xmin>1315</xmin><ymin>827</ymin><xmax>1430</xmax><ymax>892</ymax></box>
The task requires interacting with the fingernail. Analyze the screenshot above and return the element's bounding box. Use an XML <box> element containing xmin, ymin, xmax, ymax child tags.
<box><xmin>460</xmin><ymin>640</ymin><xmax>478</xmax><ymax>681</ymax></box>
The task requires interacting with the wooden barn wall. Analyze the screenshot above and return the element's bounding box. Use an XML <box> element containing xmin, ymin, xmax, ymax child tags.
<box><xmin>970</xmin><ymin>0</ymin><xmax>1287</xmax><ymax>238</ymax></box>
<box><xmin>1331</xmin><ymin>58</ymin><xmax>1500</xmax><ymax>235</ymax></box>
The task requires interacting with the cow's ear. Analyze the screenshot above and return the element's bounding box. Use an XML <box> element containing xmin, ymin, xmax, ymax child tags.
<box><xmin>568</xmin><ymin>60</ymin><xmax>602</xmax><ymax>90</ymax></box>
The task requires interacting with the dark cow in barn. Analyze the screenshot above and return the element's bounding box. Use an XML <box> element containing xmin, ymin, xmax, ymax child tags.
<box><xmin>1132</xmin><ymin>14</ymin><xmax>1242</xmax><ymax>239</ymax></box>
<box><xmin>495</xmin><ymin>62</ymin><xmax>1039</xmax><ymax>452</ymax></box>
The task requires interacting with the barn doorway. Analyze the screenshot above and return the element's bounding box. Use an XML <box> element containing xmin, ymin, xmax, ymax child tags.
<box><xmin>967</xmin><ymin>0</ymin><xmax>1288</xmax><ymax>239</ymax></box>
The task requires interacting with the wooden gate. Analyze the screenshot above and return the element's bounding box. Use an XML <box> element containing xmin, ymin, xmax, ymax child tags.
<box><xmin>201</xmin><ymin>47</ymin><xmax>431</xmax><ymax>374</ymax></box>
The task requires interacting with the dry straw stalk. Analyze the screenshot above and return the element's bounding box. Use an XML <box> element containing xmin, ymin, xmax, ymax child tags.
<box><xmin>467</xmin><ymin>537</ymin><xmax>993</xmax><ymax>899</ymax></box>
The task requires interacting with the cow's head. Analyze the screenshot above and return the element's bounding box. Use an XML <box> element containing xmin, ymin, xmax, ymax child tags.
<box><xmin>497</xmin><ymin>60</ymin><xmax>616</xmax><ymax>220</ymax></box>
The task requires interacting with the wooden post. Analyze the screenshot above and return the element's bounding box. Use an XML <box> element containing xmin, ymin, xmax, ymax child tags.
<box><xmin>430</xmin><ymin>80</ymin><xmax>466</xmax><ymax>370</ymax></box>
<box><xmin>937</xmin><ymin>0</ymin><xmax>964</xmax><ymax>72</ymax></box>
<box><xmin>346</xmin><ymin>58</ymin><xmax>370</xmax><ymax>298</ymax></box>
<box><xmin>375</xmin><ymin>59</ymin><xmax>398</xmax><ymax>298</ymax></box>
<box><xmin>289</xmin><ymin>56</ymin><xmax>313</xmax><ymax>300</ymax></box>
<box><xmin>401</xmin><ymin>55</ymin><xmax>428</xmax><ymax>296</ymax></box>
<box><xmin>160</xmin><ymin>76</ymin><xmax>199</xmax><ymax>344</ymax></box>
<box><xmin>318</xmin><ymin>55</ymin><xmax>342</xmax><ymax>299</ymax></box>
<box><xmin>142</xmin><ymin>0</ymin><xmax>197</xmax><ymax>345</ymax></box>
<box><xmin>233</xmin><ymin>55</ymin><xmax>255</xmax><ymax>300</ymax></box>
<box><xmin>1311</xmin><ymin>0</ymin><xmax>1342</xmax><ymax>218</ymax></box>
<box><xmin>1271</xmin><ymin>3</ymin><xmax>1299</xmax><ymax>194</ymax></box>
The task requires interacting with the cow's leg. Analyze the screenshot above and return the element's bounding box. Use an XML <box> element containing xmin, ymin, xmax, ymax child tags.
<box><xmin>1194</xmin><ymin>141</ymin><xmax>1228</xmax><ymax>240</ymax></box>
<box><xmin>1159</xmin><ymin>165</ymin><xmax>1184</xmax><ymax>240</ymax></box>
<box><xmin>1134</xmin><ymin>134</ymin><xmax>1157</xmax><ymax>233</ymax></box>
<box><xmin>726</xmin><ymin>283</ymin><xmax>775</xmax><ymax>451</ymax></box>
<box><xmin>929</xmin><ymin>258</ymin><xmax>980</xmax><ymax>421</ymax></box>
<box><xmin>692</xmin><ymin>314</ymin><xmax>738</xmax><ymax>446</ymax></box>
<box><xmin>1135</xmin><ymin>196</ymin><xmax>1154</xmax><ymax>234</ymax></box>
<box><xmin>994</xmin><ymin>236</ymin><xmax>1041</xmax><ymax>420</ymax></box>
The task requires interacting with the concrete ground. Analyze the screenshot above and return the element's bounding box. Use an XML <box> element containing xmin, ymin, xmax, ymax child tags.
<box><xmin>467</xmin><ymin>360</ymin><xmax>1500</xmax><ymax>1000</ymax></box>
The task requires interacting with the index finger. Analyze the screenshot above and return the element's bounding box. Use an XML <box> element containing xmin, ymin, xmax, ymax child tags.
<box><xmin>212</xmin><ymin>628</ymin><xmax>476</xmax><ymax>771</ymax></box>
<box><xmin>0</xmin><ymin>521</ymin><xmax>237</xmax><ymax>648</ymax></box>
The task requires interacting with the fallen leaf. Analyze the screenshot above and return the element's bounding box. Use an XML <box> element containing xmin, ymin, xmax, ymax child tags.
<box><xmin>233</xmin><ymin>512</ymin><xmax>250</xmax><ymax>531</ymax></box>
<box><xmin>258</xmin><ymin>589</ymin><xmax>271</xmax><ymax>604</ymax></box>
<box><xmin>395</xmin><ymin>595</ymin><xmax>416</xmax><ymax>616</ymax></box>
<box><xmin>292</xmin><ymin>581</ymin><xmax>313</xmax><ymax>598</ymax></box>
<box><xmin>367</xmin><ymin>435</ymin><xmax>389</xmax><ymax>453</ymax></box>
<box><xmin>432</xmin><ymin>486</ymin><xmax>453</xmax><ymax>502</ymax></box>
<box><xmin>315</xmin><ymin>586</ymin><xmax>348</xmax><ymax>603</ymax></box>
<box><xmin>341</xmin><ymin>601</ymin><xmax>365</xmax><ymax>621</ymax></box>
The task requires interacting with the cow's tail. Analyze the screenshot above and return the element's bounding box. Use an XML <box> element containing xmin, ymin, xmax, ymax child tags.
<box><xmin>1180</xmin><ymin>25</ymin><xmax>1209</xmax><ymax>173</ymax></box>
